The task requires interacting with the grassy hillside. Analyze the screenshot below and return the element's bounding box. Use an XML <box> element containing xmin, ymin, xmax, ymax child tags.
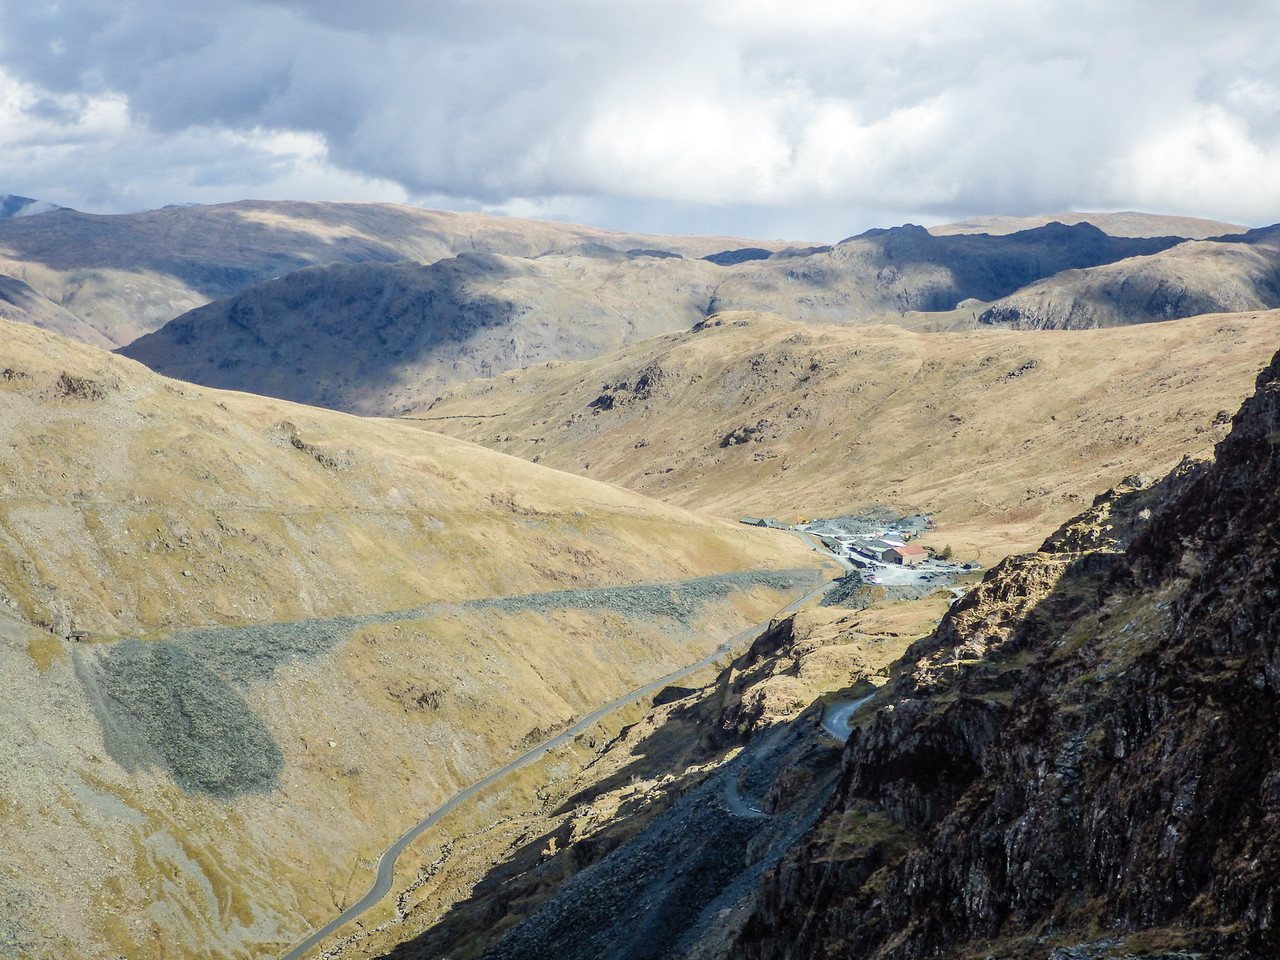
<box><xmin>409</xmin><ymin>310</ymin><xmax>1278</xmax><ymax>563</ymax></box>
<box><xmin>0</xmin><ymin>316</ymin><xmax>824</xmax><ymax>959</ymax></box>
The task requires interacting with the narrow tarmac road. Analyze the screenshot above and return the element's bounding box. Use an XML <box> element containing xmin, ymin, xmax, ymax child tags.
<box><xmin>820</xmin><ymin>693</ymin><xmax>876</xmax><ymax>741</ymax></box>
<box><xmin>281</xmin><ymin>536</ymin><xmax>843</xmax><ymax>960</ymax></box>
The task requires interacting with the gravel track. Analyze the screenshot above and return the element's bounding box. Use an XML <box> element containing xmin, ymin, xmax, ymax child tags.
<box><xmin>461</xmin><ymin>571</ymin><xmax>812</xmax><ymax>623</ymax></box>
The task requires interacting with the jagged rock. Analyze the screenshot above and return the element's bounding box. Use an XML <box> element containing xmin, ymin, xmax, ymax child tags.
<box><xmin>732</xmin><ymin>349</ymin><xmax>1280</xmax><ymax>959</ymax></box>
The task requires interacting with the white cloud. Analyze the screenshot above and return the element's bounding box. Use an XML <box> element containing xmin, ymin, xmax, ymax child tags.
<box><xmin>1111</xmin><ymin>104</ymin><xmax>1280</xmax><ymax>223</ymax></box>
<box><xmin>0</xmin><ymin>67</ymin><xmax>406</xmax><ymax>212</ymax></box>
<box><xmin>1</xmin><ymin>1</ymin><xmax>1278</xmax><ymax>238</ymax></box>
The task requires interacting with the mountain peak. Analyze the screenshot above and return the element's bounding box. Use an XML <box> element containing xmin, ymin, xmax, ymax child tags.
<box><xmin>0</xmin><ymin>195</ymin><xmax>69</xmax><ymax>218</ymax></box>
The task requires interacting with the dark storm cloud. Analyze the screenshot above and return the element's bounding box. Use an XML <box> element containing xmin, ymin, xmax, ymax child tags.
<box><xmin>2</xmin><ymin>0</ymin><xmax>1279</xmax><ymax>237</ymax></box>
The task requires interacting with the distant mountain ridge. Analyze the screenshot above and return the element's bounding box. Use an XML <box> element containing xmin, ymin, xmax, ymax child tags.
<box><xmin>929</xmin><ymin>209</ymin><xmax>1247</xmax><ymax>239</ymax></box>
<box><xmin>705</xmin><ymin>221</ymin><xmax>1182</xmax><ymax>320</ymax></box>
<box><xmin>978</xmin><ymin>225</ymin><xmax>1280</xmax><ymax>329</ymax></box>
<box><xmin>0</xmin><ymin>199</ymin><xmax>795</xmax><ymax>347</ymax></box>
<box><xmin>117</xmin><ymin>219</ymin><xmax>1206</xmax><ymax>417</ymax></box>
<box><xmin>0</xmin><ymin>201</ymin><xmax>1253</xmax><ymax>355</ymax></box>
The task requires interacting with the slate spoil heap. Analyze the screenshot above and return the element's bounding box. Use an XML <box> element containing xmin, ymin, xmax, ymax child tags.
<box><xmin>735</xmin><ymin>349</ymin><xmax>1280</xmax><ymax>959</ymax></box>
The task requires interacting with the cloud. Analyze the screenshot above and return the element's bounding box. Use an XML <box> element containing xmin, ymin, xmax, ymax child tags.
<box><xmin>1</xmin><ymin>0</ymin><xmax>1278</xmax><ymax>238</ymax></box>
<box><xmin>0</xmin><ymin>68</ymin><xmax>407</xmax><ymax>212</ymax></box>
<box><xmin>1111</xmin><ymin>104</ymin><xmax>1280</xmax><ymax>223</ymax></box>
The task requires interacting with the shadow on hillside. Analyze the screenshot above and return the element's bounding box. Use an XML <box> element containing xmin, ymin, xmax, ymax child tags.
<box><xmin>378</xmin><ymin>695</ymin><xmax>848</xmax><ymax>960</ymax></box>
<box><xmin>375</xmin><ymin>689</ymin><xmax>746</xmax><ymax>959</ymax></box>
<box><xmin>0</xmin><ymin>203</ymin><xmax>421</xmax><ymax>301</ymax></box>
<box><xmin>846</xmin><ymin>222</ymin><xmax>1184</xmax><ymax>309</ymax></box>
<box><xmin>117</xmin><ymin>250</ymin><xmax>529</xmax><ymax>410</ymax></box>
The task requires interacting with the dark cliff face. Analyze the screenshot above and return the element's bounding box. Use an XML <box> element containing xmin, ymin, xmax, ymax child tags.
<box><xmin>736</xmin><ymin>353</ymin><xmax>1280</xmax><ymax>959</ymax></box>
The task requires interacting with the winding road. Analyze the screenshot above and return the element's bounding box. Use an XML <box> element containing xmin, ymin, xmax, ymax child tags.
<box><xmin>280</xmin><ymin>534</ymin><xmax>844</xmax><ymax>960</ymax></box>
<box><xmin>722</xmin><ymin>771</ymin><xmax>771</xmax><ymax>819</ymax></box>
<box><xmin>820</xmin><ymin>693</ymin><xmax>876</xmax><ymax>741</ymax></box>
<box><xmin>718</xmin><ymin>682</ymin><xmax>876</xmax><ymax>821</ymax></box>
<box><xmin>717</xmin><ymin>692</ymin><xmax>876</xmax><ymax>822</ymax></box>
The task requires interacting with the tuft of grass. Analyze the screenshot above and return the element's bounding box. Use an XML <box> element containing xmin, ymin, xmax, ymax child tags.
<box><xmin>26</xmin><ymin>634</ymin><xmax>64</xmax><ymax>672</ymax></box>
<box><xmin>812</xmin><ymin>808</ymin><xmax>916</xmax><ymax>865</ymax></box>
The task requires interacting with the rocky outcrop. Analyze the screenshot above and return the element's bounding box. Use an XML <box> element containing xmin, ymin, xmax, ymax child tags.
<box><xmin>735</xmin><ymin>351</ymin><xmax>1280</xmax><ymax>958</ymax></box>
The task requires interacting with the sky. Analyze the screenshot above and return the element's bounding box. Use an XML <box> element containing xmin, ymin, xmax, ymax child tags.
<box><xmin>1</xmin><ymin>0</ymin><xmax>1278</xmax><ymax>241</ymax></box>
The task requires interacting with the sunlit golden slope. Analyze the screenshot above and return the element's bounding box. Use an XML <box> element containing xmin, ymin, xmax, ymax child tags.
<box><xmin>0</xmin><ymin>316</ymin><xmax>817</xmax><ymax>634</ymax></box>
<box><xmin>409</xmin><ymin>310</ymin><xmax>1278</xmax><ymax>562</ymax></box>
<box><xmin>0</xmin><ymin>317</ymin><xmax>821</xmax><ymax>959</ymax></box>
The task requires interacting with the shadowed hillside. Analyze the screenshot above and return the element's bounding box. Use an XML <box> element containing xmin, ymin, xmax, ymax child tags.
<box><xmin>705</xmin><ymin>221</ymin><xmax>1182</xmax><ymax>321</ymax></box>
<box><xmin>0</xmin><ymin>200</ymin><xmax>792</xmax><ymax>347</ymax></box>
<box><xmin>979</xmin><ymin>227</ymin><xmax>1280</xmax><ymax>329</ymax></box>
